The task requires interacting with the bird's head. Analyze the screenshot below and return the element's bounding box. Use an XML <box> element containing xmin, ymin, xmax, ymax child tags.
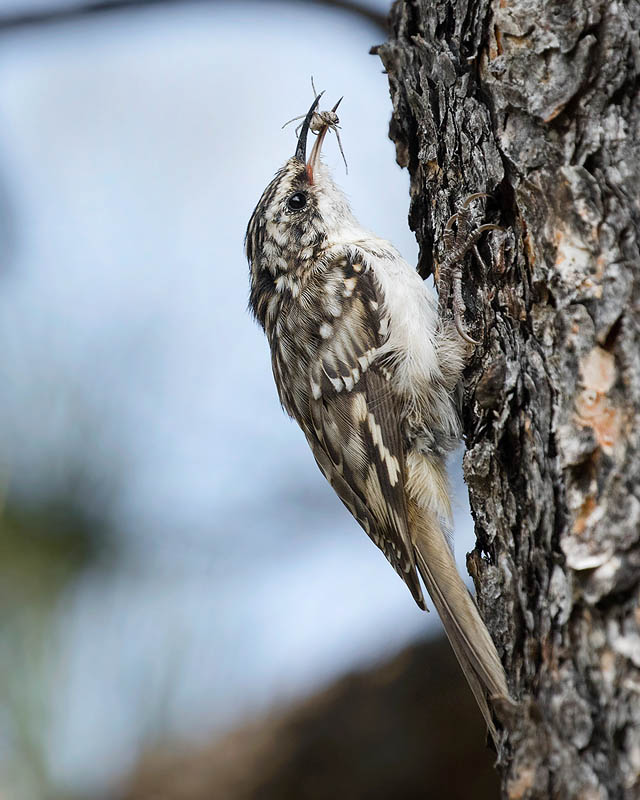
<box><xmin>245</xmin><ymin>93</ymin><xmax>356</xmax><ymax>288</ymax></box>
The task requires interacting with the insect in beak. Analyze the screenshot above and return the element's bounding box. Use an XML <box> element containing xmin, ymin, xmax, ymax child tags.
<box><xmin>307</xmin><ymin>96</ymin><xmax>343</xmax><ymax>182</ymax></box>
<box><xmin>294</xmin><ymin>92</ymin><xmax>324</xmax><ymax>181</ymax></box>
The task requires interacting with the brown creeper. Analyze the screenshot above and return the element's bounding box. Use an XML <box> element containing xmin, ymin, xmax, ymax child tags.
<box><xmin>245</xmin><ymin>93</ymin><xmax>510</xmax><ymax>740</ymax></box>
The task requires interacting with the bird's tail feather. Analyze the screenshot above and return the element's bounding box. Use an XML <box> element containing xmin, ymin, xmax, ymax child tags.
<box><xmin>409</xmin><ymin>501</ymin><xmax>509</xmax><ymax>744</ymax></box>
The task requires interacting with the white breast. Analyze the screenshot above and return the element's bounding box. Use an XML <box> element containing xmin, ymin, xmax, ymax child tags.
<box><xmin>365</xmin><ymin>244</ymin><xmax>441</xmax><ymax>396</ymax></box>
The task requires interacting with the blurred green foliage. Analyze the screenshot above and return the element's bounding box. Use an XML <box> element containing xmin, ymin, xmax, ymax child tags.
<box><xmin>1</xmin><ymin>500</ymin><xmax>102</xmax><ymax>598</ymax></box>
<box><xmin>0</xmin><ymin>492</ymin><xmax>108</xmax><ymax>800</ymax></box>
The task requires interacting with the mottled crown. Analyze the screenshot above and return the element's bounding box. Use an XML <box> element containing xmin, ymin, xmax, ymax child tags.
<box><xmin>246</xmin><ymin>93</ymin><xmax>359</xmax><ymax>332</ymax></box>
<box><xmin>245</xmin><ymin>157</ymin><xmax>327</xmax><ymax>282</ymax></box>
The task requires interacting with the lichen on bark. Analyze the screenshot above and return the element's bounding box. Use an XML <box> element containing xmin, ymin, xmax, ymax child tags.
<box><xmin>378</xmin><ymin>1</ymin><xmax>640</xmax><ymax>796</ymax></box>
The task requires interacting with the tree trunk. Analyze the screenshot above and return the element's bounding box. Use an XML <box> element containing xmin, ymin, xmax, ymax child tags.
<box><xmin>377</xmin><ymin>1</ymin><xmax>640</xmax><ymax>797</ymax></box>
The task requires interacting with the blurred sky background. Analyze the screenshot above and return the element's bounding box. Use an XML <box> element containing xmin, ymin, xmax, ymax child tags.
<box><xmin>0</xmin><ymin>1</ymin><xmax>476</xmax><ymax>797</ymax></box>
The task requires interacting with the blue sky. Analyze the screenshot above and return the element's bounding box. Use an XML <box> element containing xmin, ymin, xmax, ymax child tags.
<box><xmin>0</xmin><ymin>2</ymin><xmax>476</xmax><ymax>796</ymax></box>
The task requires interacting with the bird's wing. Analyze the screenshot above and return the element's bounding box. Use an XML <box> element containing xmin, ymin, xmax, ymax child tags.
<box><xmin>303</xmin><ymin>254</ymin><xmax>425</xmax><ymax>608</ymax></box>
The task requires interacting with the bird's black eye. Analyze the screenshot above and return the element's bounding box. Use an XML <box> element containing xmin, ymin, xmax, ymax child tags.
<box><xmin>287</xmin><ymin>192</ymin><xmax>307</xmax><ymax>211</ymax></box>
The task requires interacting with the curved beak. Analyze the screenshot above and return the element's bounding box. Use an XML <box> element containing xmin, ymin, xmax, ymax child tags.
<box><xmin>307</xmin><ymin>96</ymin><xmax>342</xmax><ymax>184</ymax></box>
<box><xmin>294</xmin><ymin>91</ymin><xmax>324</xmax><ymax>163</ymax></box>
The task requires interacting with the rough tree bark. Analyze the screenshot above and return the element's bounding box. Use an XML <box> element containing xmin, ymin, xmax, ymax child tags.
<box><xmin>377</xmin><ymin>1</ymin><xmax>640</xmax><ymax>798</ymax></box>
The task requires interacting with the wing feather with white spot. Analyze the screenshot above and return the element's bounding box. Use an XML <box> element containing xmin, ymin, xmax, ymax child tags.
<box><xmin>305</xmin><ymin>259</ymin><xmax>425</xmax><ymax>608</ymax></box>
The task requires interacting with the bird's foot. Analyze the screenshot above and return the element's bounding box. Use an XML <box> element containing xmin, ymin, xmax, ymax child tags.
<box><xmin>437</xmin><ymin>193</ymin><xmax>501</xmax><ymax>345</ymax></box>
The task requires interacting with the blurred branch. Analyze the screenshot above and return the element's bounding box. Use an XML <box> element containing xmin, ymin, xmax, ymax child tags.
<box><xmin>122</xmin><ymin>635</ymin><xmax>498</xmax><ymax>800</ymax></box>
<box><xmin>0</xmin><ymin>0</ymin><xmax>387</xmax><ymax>34</ymax></box>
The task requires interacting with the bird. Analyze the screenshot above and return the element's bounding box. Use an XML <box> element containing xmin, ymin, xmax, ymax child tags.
<box><xmin>245</xmin><ymin>92</ymin><xmax>510</xmax><ymax>742</ymax></box>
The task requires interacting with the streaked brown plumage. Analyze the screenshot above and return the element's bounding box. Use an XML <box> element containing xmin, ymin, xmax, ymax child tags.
<box><xmin>246</xmin><ymin>93</ymin><xmax>511</xmax><ymax>743</ymax></box>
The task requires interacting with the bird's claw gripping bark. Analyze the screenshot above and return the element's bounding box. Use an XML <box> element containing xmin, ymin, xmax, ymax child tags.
<box><xmin>437</xmin><ymin>193</ymin><xmax>501</xmax><ymax>345</ymax></box>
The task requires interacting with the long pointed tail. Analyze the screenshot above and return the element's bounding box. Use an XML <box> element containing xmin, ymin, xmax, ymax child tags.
<box><xmin>408</xmin><ymin>499</ymin><xmax>510</xmax><ymax>744</ymax></box>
